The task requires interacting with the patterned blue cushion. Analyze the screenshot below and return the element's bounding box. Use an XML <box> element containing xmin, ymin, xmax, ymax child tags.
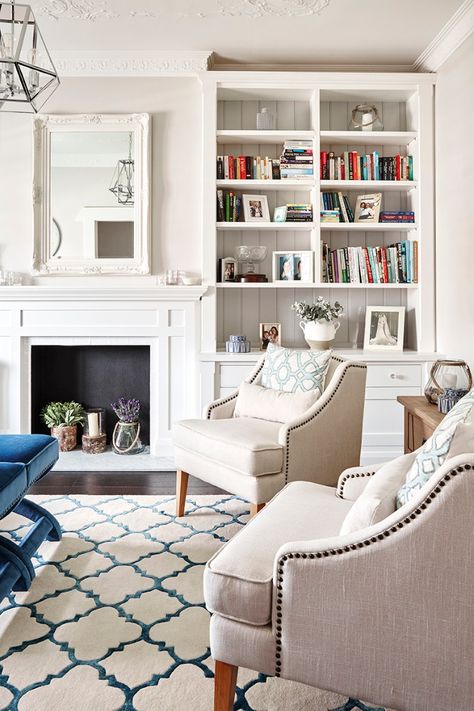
<box><xmin>396</xmin><ymin>389</ymin><xmax>474</xmax><ymax>507</ymax></box>
<box><xmin>261</xmin><ymin>344</ymin><xmax>332</xmax><ymax>396</ymax></box>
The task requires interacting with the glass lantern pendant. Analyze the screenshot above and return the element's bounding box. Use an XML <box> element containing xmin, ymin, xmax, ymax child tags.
<box><xmin>110</xmin><ymin>133</ymin><xmax>135</xmax><ymax>205</ymax></box>
<box><xmin>0</xmin><ymin>1</ymin><xmax>59</xmax><ymax>113</ymax></box>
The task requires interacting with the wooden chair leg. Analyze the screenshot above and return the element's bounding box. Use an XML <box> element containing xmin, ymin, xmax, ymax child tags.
<box><xmin>214</xmin><ymin>660</ymin><xmax>238</xmax><ymax>711</ymax></box>
<box><xmin>250</xmin><ymin>503</ymin><xmax>265</xmax><ymax>518</ymax></box>
<box><xmin>176</xmin><ymin>470</ymin><xmax>189</xmax><ymax>517</ymax></box>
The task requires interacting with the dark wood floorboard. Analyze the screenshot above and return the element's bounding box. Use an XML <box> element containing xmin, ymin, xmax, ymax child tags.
<box><xmin>30</xmin><ymin>471</ymin><xmax>227</xmax><ymax>496</ymax></box>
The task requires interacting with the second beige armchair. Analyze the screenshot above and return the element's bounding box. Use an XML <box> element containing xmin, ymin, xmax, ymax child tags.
<box><xmin>172</xmin><ymin>354</ymin><xmax>367</xmax><ymax>517</ymax></box>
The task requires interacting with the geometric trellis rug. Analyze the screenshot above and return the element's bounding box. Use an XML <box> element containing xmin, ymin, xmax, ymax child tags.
<box><xmin>0</xmin><ymin>495</ymin><xmax>390</xmax><ymax>711</ymax></box>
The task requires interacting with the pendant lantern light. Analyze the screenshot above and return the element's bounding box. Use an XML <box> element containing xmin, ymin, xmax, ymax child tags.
<box><xmin>109</xmin><ymin>132</ymin><xmax>135</xmax><ymax>205</ymax></box>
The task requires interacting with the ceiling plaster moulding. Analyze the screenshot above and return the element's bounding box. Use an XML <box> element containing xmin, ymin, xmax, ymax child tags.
<box><xmin>35</xmin><ymin>0</ymin><xmax>332</xmax><ymax>20</ymax></box>
<box><xmin>413</xmin><ymin>0</ymin><xmax>474</xmax><ymax>71</ymax></box>
<box><xmin>213</xmin><ymin>62</ymin><xmax>414</xmax><ymax>72</ymax></box>
<box><xmin>53</xmin><ymin>51</ymin><xmax>215</xmax><ymax>76</ymax></box>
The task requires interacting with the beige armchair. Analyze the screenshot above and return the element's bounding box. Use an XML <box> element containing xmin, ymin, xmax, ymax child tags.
<box><xmin>172</xmin><ymin>354</ymin><xmax>367</xmax><ymax>517</ymax></box>
<box><xmin>204</xmin><ymin>450</ymin><xmax>474</xmax><ymax>711</ymax></box>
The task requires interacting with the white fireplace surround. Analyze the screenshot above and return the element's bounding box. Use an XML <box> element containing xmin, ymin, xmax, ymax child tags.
<box><xmin>0</xmin><ymin>286</ymin><xmax>206</xmax><ymax>457</ymax></box>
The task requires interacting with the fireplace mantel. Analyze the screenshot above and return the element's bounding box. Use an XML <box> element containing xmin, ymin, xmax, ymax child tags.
<box><xmin>0</xmin><ymin>286</ymin><xmax>206</xmax><ymax>458</ymax></box>
<box><xmin>0</xmin><ymin>285</ymin><xmax>207</xmax><ymax>302</ymax></box>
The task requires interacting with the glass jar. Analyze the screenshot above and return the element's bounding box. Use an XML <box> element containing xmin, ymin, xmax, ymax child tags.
<box><xmin>256</xmin><ymin>107</ymin><xmax>274</xmax><ymax>130</ymax></box>
<box><xmin>83</xmin><ymin>408</ymin><xmax>106</xmax><ymax>437</ymax></box>
<box><xmin>424</xmin><ymin>360</ymin><xmax>473</xmax><ymax>404</ymax></box>
<box><xmin>348</xmin><ymin>104</ymin><xmax>384</xmax><ymax>132</ymax></box>
<box><xmin>112</xmin><ymin>421</ymin><xmax>144</xmax><ymax>455</ymax></box>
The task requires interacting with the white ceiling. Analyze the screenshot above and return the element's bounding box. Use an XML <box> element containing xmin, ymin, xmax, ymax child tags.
<box><xmin>30</xmin><ymin>0</ymin><xmax>465</xmax><ymax>66</ymax></box>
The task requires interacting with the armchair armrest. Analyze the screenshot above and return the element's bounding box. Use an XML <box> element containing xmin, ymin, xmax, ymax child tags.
<box><xmin>205</xmin><ymin>355</ymin><xmax>266</xmax><ymax>420</ymax></box>
<box><xmin>271</xmin><ymin>453</ymin><xmax>474</xmax><ymax>711</ymax></box>
<box><xmin>278</xmin><ymin>360</ymin><xmax>367</xmax><ymax>487</ymax></box>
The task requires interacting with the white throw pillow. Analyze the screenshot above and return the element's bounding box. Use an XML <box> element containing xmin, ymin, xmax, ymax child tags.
<box><xmin>261</xmin><ymin>343</ymin><xmax>332</xmax><ymax>397</ymax></box>
<box><xmin>234</xmin><ymin>381</ymin><xmax>318</xmax><ymax>424</ymax></box>
<box><xmin>339</xmin><ymin>452</ymin><xmax>415</xmax><ymax>536</ymax></box>
<box><xmin>396</xmin><ymin>389</ymin><xmax>474</xmax><ymax>508</ymax></box>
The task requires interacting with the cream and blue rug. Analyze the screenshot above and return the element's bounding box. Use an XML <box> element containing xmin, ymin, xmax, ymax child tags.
<box><xmin>0</xmin><ymin>495</ymin><xmax>389</xmax><ymax>711</ymax></box>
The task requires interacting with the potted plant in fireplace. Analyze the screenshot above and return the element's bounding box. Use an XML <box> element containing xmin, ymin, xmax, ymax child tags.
<box><xmin>111</xmin><ymin>397</ymin><xmax>144</xmax><ymax>455</ymax></box>
<box><xmin>41</xmin><ymin>401</ymin><xmax>84</xmax><ymax>452</ymax></box>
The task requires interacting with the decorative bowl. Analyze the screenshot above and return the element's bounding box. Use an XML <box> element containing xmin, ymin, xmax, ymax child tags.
<box><xmin>234</xmin><ymin>246</ymin><xmax>267</xmax><ymax>265</ymax></box>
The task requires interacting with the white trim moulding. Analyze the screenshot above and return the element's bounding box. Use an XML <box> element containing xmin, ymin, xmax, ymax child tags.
<box><xmin>53</xmin><ymin>50</ymin><xmax>215</xmax><ymax>76</ymax></box>
<box><xmin>414</xmin><ymin>0</ymin><xmax>474</xmax><ymax>72</ymax></box>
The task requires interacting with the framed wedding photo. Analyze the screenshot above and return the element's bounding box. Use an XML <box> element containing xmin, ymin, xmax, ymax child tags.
<box><xmin>363</xmin><ymin>306</ymin><xmax>405</xmax><ymax>351</ymax></box>
<box><xmin>259</xmin><ymin>322</ymin><xmax>282</xmax><ymax>350</ymax></box>
<box><xmin>354</xmin><ymin>193</ymin><xmax>382</xmax><ymax>223</ymax></box>
<box><xmin>219</xmin><ymin>257</ymin><xmax>236</xmax><ymax>282</ymax></box>
<box><xmin>243</xmin><ymin>194</ymin><xmax>270</xmax><ymax>222</ymax></box>
<box><xmin>272</xmin><ymin>251</ymin><xmax>313</xmax><ymax>283</ymax></box>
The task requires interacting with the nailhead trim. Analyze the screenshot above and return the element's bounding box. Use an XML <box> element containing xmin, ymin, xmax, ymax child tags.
<box><xmin>273</xmin><ymin>463</ymin><xmax>473</xmax><ymax>677</ymax></box>
<box><xmin>337</xmin><ymin>469</ymin><xmax>377</xmax><ymax>498</ymax></box>
<box><xmin>283</xmin><ymin>362</ymin><xmax>367</xmax><ymax>483</ymax></box>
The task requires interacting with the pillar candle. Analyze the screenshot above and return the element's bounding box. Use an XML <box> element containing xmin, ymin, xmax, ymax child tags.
<box><xmin>88</xmin><ymin>412</ymin><xmax>99</xmax><ymax>437</ymax></box>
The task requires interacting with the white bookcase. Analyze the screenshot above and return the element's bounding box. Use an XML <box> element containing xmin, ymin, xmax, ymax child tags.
<box><xmin>199</xmin><ymin>71</ymin><xmax>438</xmax><ymax>463</ymax></box>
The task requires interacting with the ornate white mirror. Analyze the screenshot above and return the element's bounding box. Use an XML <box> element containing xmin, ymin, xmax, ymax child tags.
<box><xmin>33</xmin><ymin>114</ymin><xmax>150</xmax><ymax>275</ymax></box>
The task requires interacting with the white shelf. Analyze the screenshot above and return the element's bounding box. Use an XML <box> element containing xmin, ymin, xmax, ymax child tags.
<box><xmin>201</xmin><ymin>349</ymin><xmax>440</xmax><ymax>363</ymax></box>
<box><xmin>216</xmin><ymin>222</ymin><xmax>315</xmax><ymax>231</ymax></box>
<box><xmin>320</xmin><ymin>130</ymin><xmax>417</xmax><ymax>146</ymax></box>
<box><xmin>216</xmin><ymin>130</ymin><xmax>314</xmax><ymax>144</ymax></box>
<box><xmin>321</xmin><ymin>180</ymin><xmax>416</xmax><ymax>191</ymax></box>
<box><xmin>216</xmin><ymin>179</ymin><xmax>314</xmax><ymax>191</ymax></box>
<box><xmin>216</xmin><ymin>282</ymin><xmax>418</xmax><ymax>289</ymax></box>
<box><xmin>320</xmin><ymin>222</ymin><xmax>417</xmax><ymax>231</ymax></box>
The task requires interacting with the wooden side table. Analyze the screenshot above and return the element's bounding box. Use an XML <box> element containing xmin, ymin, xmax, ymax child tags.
<box><xmin>397</xmin><ymin>396</ymin><xmax>446</xmax><ymax>454</ymax></box>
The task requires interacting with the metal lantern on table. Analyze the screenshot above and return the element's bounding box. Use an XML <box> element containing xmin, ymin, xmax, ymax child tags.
<box><xmin>424</xmin><ymin>360</ymin><xmax>473</xmax><ymax>405</ymax></box>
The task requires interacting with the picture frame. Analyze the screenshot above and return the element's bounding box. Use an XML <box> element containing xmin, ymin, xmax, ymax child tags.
<box><xmin>243</xmin><ymin>194</ymin><xmax>270</xmax><ymax>222</ymax></box>
<box><xmin>354</xmin><ymin>193</ymin><xmax>382</xmax><ymax>223</ymax></box>
<box><xmin>272</xmin><ymin>251</ymin><xmax>314</xmax><ymax>283</ymax></box>
<box><xmin>363</xmin><ymin>306</ymin><xmax>405</xmax><ymax>351</ymax></box>
<box><xmin>219</xmin><ymin>257</ymin><xmax>237</xmax><ymax>282</ymax></box>
<box><xmin>273</xmin><ymin>205</ymin><xmax>287</xmax><ymax>223</ymax></box>
<box><xmin>259</xmin><ymin>322</ymin><xmax>282</xmax><ymax>350</ymax></box>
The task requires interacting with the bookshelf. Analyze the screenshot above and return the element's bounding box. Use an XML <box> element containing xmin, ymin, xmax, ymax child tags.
<box><xmin>201</xmin><ymin>72</ymin><xmax>435</xmax><ymax>358</ymax></box>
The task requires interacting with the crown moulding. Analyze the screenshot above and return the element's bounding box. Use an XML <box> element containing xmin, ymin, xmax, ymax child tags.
<box><xmin>413</xmin><ymin>0</ymin><xmax>474</xmax><ymax>72</ymax></box>
<box><xmin>52</xmin><ymin>50</ymin><xmax>215</xmax><ymax>76</ymax></box>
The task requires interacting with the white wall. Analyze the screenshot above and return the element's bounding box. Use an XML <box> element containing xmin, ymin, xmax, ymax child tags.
<box><xmin>0</xmin><ymin>77</ymin><xmax>203</xmax><ymax>280</ymax></box>
<box><xmin>435</xmin><ymin>34</ymin><xmax>474</xmax><ymax>371</ymax></box>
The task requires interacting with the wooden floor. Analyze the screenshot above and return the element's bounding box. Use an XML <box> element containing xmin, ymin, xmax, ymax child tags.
<box><xmin>31</xmin><ymin>471</ymin><xmax>226</xmax><ymax>496</ymax></box>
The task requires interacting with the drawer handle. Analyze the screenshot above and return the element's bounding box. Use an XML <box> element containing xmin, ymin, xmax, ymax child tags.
<box><xmin>389</xmin><ymin>372</ymin><xmax>402</xmax><ymax>379</ymax></box>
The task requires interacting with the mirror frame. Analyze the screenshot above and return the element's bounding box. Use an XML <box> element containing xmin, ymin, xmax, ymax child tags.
<box><xmin>33</xmin><ymin>113</ymin><xmax>151</xmax><ymax>275</ymax></box>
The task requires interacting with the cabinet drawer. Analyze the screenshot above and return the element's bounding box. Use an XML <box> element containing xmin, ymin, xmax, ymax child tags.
<box><xmin>219</xmin><ymin>364</ymin><xmax>254</xmax><ymax>388</ymax></box>
<box><xmin>366</xmin><ymin>364</ymin><xmax>421</xmax><ymax>389</ymax></box>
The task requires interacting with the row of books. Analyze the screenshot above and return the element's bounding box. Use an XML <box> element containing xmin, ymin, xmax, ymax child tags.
<box><xmin>216</xmin><ymin>190</ymin><xmax>242</xmax><ymax>222</ymax></box>
<box><xmin>320</xmin><ymin>192</ymin><xmax>354</xmax><ymax>222</ymax></box>
<box><xmin>320</xmin><ymin>151</ymin><xmax>414</xmax><ymax>181</ymax></box>
<box><xmin>280</xmin><ymin>140</ymin><xmax>314</xmax><ymax>180</ymax></box>
<box><xmin>285</xmin><ymin>204</ymin><xmax>313</xmax><ymax>222</ymax></box>
<box><xmin>217</xmin><ymin>155</ymin><xmax>280</xmax><ymax>181</ymax></box>
<box><xmin>380</xmin><ymin>211</ymin><xmax>415</xmax><ymax>223</ymax></box>
<box><xmin>321</xmin><ymin>241</ymin><xmax>418</xmax><ymax>284</ymax></box>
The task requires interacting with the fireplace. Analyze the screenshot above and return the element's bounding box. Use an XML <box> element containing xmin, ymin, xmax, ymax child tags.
<box><xmin>31</xmin><ymin>345</ymin><xmax>151</xmax><ymax>446</ymax></box>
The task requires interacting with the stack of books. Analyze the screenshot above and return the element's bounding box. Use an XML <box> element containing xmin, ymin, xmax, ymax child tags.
<box><xmin>216</xmin><ymin>190</ymin><xmax>242</xmax><ymax>222</ymax></box>
<box><xmin>320</xmin><ymin>192</ymin><xmax>354</xmax><ymax>222</ymax></box>
<box><xmin>320</xmin><ymin>151</ymin><xmax>414</xmax><ymax>181</ymax></box>
<box><xmin>216</xmin><ymin>155</ymin><xmax>280</xmax><ymax>180</ymax></box>
<box><xmin>286</xmin><ymin>204</ymin><xmax>313</xmax><ymax>222</ymax></box>
<box><xmin>379</xmin><ymin>211</ymin><xmax>415</xmax><ymax>223</ymax></box>
<box><xmin>321</xmin><ymin>240</ymin><xmax>418</xmax><ymax>284</ymax></box>
<box><xmin>280</xmin><ymin>141</ymin><xmax>314</xmax><ymax>180</ymax></box>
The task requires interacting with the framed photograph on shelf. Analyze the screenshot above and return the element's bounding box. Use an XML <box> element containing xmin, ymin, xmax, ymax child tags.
<box><xmin>243</xmin><ymin>194</ymin><xmax>270</xmax><ymax>222</ymax></box>
<box><xmin>272</xmin><ymin>251</ymin><xmax>313</xmax><ymax>283</ymax></box>
<box><xmin>363</xmin><ymin>306</ymin><xmax>405</xmax><ymax>351</ymax></box>
<box><xmin>259</xmin><ymin>322</ymin><xmax>282</xmax><ymax>350</ymax></box>
<box><xmin>354</xmin><ymin>193</ymin><xmax>382</xmax><ymax>223</ymax></box>
<box><xmin>218</xmin><ymin>257</ymin><xmax>237</xmax><ymax>282</ymax></box>
<box><xmin>273</xmin><ymin>206</ymin><xmax>287</xmax><ymax>223</ymax></box>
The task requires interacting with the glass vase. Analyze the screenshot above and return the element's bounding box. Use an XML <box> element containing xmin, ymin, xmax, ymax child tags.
<box><xmin>112</xmin><ymin>421</ymin><xmax>144</xmax><ymax>455</ymax></box>
<box><xmin>348</xmin><ymin>104</ymin><xmax>384</xmax><ymax>132</ymax></box>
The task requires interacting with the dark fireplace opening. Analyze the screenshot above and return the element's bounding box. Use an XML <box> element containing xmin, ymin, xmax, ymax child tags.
<box><xmin>31</xmin><ymin>346</ymin><xmax>150</xmax><ymax>446</ymax></box>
